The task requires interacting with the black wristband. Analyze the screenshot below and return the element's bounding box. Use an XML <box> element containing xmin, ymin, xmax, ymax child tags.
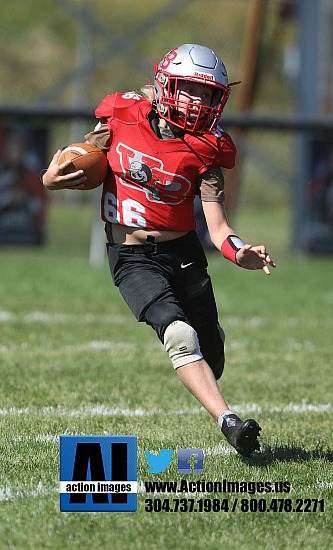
<box><xmin>39</xmin><ymin>169</ymin><xmax>48</xmax><ymax>183</ymax></box>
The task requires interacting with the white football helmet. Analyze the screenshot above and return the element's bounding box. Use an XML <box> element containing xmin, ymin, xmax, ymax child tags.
<box><xmin>154</xmin><ymin>43</ymin><xmax>236</xmax><ymax>133</ymax></box>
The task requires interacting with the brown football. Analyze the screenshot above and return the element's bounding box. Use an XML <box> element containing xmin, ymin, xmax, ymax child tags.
<box><xmin>58</xmin><ymin>143</ymin><xmax>108</xmax><ymax>190</ymax></box>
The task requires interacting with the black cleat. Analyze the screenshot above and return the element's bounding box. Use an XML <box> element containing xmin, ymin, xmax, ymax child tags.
<box><xmin>221</xmin><ymin>414</ymin><xmax>261</xmax><ymax>457</ymax></box>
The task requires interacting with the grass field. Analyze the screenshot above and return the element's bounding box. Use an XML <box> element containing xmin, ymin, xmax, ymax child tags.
<box><xmin>0</xmin><ymin>201</ymin><xmax>332</xmax><ymax>549</ymax></box>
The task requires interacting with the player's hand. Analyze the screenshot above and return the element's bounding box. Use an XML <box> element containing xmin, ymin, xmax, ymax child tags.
<box><xmin>42</xmin><ymin>150</ymin><xmax>88</xmax><ymax>190</ymax></box>
<box><xmin>236</xmin><ymin>244</ymin><xmax>276</xmax><ymax>275</ymax></box>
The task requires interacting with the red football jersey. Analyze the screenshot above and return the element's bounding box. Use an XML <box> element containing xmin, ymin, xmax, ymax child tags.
<box><xmin>96</xmin><ymin>91</ymin><xmax>236</xmax><ymax>231</ymax></box>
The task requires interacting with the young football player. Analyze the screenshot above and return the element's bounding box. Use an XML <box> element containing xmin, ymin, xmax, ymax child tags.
<box><xmin>42</xmin><ymin>43</ymin><xmax>276</xmax><ymax>457</ymax></box>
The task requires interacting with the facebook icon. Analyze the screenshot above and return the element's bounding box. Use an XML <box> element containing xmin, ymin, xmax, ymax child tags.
<box><xmin>178</xmin><ymin>448</ymin><xmax>203</xmax><ymax>474</ymax></box>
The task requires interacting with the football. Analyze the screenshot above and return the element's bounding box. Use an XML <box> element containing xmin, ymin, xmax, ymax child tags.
<box><xmin>58</xmin><ymin>143</ymin><xmax>108</xmax><ymax>190</ymax></box>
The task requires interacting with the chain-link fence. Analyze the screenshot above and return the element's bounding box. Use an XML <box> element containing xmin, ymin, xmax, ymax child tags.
<box><xmin>1</xmin><ymin>1</ymin><xmax>332</xmax><ymax>255</ymax></box>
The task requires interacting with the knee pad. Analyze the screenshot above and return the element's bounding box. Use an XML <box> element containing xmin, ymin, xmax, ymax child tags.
<box><xmin>163</xmin><ymin>321</ymin><xmax>203</xmax><ymax>369</ymax></box>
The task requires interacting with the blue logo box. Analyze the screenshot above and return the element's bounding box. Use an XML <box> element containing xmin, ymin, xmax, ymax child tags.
<box><xmin>60</xmin><ymin>435</ymin><xmax>137</xmax><ymax>512</ymax></box>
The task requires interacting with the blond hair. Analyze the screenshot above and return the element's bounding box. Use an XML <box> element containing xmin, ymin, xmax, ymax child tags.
<box><xmin>140</xmin><ymin>84</ymin><xmax>155</xmax><ymax>103</ymax></box>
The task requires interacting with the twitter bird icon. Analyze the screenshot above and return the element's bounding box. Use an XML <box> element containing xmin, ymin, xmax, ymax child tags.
<box><xmin>145</xmin><ymin>449</ymin><xmax>174</xmax><ymax>474</ymax></box>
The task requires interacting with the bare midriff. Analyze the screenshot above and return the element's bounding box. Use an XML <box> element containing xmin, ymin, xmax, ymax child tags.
<box><xmin>111</xmin><ymin>224</ymin><xmax>189</xmax><ymax>244</ymax></box>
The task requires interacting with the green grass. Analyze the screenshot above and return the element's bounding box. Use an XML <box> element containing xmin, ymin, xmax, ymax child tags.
<box><xmin>0</xmin><ymin>202</ymin><xmax>332</xmax><ymax>549</ymax></box>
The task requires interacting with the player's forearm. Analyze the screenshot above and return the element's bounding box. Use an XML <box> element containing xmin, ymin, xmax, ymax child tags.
<box><xmin>202</xmin><ymin>200</ymin><xmax>236</xmax><ymax>250</ymax></box>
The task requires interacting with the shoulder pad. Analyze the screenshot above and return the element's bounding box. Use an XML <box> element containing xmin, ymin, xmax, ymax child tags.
<box><xmin>95</xmin><ymin>93</ymin><xmax>116</xmax><ymax>119</ymax></box>
<box><xmin>214</xmin><ymin>131</ymin><xmax>237</xmax><ymax>169</ymax></box>
<box><xmin>95</xmin><ymin>92</ymin><xmax>150</xmax><ymax>122</ymax></box>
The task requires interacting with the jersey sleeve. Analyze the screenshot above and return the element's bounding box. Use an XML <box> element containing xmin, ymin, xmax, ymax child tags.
<box><xmin>198</xmin><ymin>166</ymin><xmax>225</xmax><ymax>203</ymax></box>
<box><xmin>85</xmin><ymin>121</ymin><xmax>110</xmax><ymax>152</ymax></box>
<box><xmin>84</xmin><ymin>93</ymin><xmax>118</xmax><ymax>152</ymax></box>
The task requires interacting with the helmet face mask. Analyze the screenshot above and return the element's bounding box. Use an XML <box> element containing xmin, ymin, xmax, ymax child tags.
<box><xmin>154</xmin><ymin>44</ymin><xmax>232</xmax><ymax>133</ymax></box>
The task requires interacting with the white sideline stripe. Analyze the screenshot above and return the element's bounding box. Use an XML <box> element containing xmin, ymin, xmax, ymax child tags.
<box><xmin>1</xmin><ymin>437</ymin><xmax>238</xmax><ymax>458</ymax></box>
<box><xmin>0</xmin><ymin>402</ymin><xmax>331</xmax><ymax>418</ymax></box>
<box><xmin>2</xmin><ymin>310</ymin><xmax>332</xmax><ymax>327</ymax></box>
<box><xmin>0</xmin><ymin>311</ymin><xmax>128</xmax><ymax>324</ymax></box>
<box><xmin>0</xmin><ymin>341</ymin><xmax>161</xmax><ymax>353</ymax></box>
<box><xmin>12</xmin><ymin>434</ymin><xmax>60</xmax><ymax>443</ymax></box>
<box><xmin>0</xmin><ymin>405</ymin><xmax>203</xmax><ymax>418</ymax></box>
<box><xmin>1</xmin><ymin>477</ymin><xmax>332</xmax><ymax>502</ymax></box>
<box><xmin>65</xmin><ymin>341</ymin><xmax>137</xmax><ymax>351</ymax></box>
<box><xmin>0</xmin><ymin>481</ymin><xmax>53</xmax><ymax>501</ymax></box>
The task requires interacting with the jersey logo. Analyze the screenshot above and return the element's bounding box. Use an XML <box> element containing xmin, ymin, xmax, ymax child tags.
<box><xmin>180</xmin><ymin>262</ymin><xmax>195</xmax><ymax>269</ymax></box>
<box><xmin>121</xmin><ymin>91</ymin><xmax>142</xmax><ymax>100</ymax></box>
<box><xmin>116</xmin><ymin>143</ymin><xmax>191</xmax><ymax>205</ymax></box>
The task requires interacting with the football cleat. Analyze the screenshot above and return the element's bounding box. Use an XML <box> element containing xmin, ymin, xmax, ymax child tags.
<box><xmin>221</xmin><ymin>414</ymin><xmax>261</xmax><ymax>457</ymax></box>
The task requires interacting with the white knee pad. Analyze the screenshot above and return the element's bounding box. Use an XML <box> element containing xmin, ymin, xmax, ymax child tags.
<box><xmin>163</xmin><ymin>321</ymin><xmax>203</xmax><ymax>369</ymax></box>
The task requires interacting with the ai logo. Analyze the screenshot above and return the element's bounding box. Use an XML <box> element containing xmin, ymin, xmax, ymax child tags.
<box><xmin>60</xmin><ymin>435</ymin><xmax>137</xmax><ymax>512</ymax></box>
